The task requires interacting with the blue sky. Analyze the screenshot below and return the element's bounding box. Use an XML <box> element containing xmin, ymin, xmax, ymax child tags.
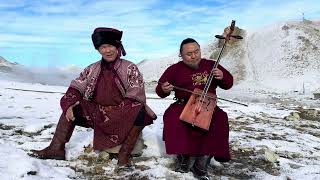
<box><xmin>1</xmin><ymin>0</ymin><xmax>319</xmax><ymax>68</ymax></box>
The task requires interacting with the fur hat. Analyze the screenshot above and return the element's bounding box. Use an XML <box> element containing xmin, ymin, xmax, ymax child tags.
<box><xmin>91</xmin><ymin>27</ymin><xmax>126</xmax><ymax>56</ymax></box>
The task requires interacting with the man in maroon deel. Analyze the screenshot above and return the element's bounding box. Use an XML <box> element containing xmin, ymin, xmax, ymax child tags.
<box><xmin>156</xmin><ymin>38</ymin><xmax>233</xmax><ymax>179</ymax></box>
<box><xmin>31</xmin><ymin>27</ymin><xmax>157</xmax><ymax>169</ymax></box>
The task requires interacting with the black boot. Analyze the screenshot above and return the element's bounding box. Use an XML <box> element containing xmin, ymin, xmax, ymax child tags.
<box><xmin>175</xmin><ymin>154</ymin><xmax>195</xmax><ymax>173</ymax></box>
<box><xmin>191</xmin><ymin>155</ymin><xmax>211</xmax><ymax>180</ymax></box>
<box><xmin>30</xmin><ymin>114</ymin><xmax>75</xmax><ymax>160</ymax></box>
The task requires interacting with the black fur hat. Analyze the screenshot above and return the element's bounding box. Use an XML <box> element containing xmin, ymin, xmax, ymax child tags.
<box><xmin>91</xmin><ymin>27</ymin><xmax>126</xmax><ymax>56</ymax></box>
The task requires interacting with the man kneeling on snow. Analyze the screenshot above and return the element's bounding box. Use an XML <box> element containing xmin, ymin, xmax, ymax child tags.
<box><xmin>30</xmin><ymin>27</ymin><xmax>157</xmax><ymax>169</ymax></box>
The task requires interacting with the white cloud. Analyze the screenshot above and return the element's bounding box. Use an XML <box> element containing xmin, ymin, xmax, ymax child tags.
<box><xmin>0</xmin><ymin>0</ymin><xmax>319</xmax><ymax>67</ymax></box>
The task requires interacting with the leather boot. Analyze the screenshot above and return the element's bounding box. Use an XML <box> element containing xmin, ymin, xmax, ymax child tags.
<box><xmin>191</xmin><ymin>155</ymin><xmax>211</xmax><ymax>180</ymax></box>
<box><xmin>175</xmin><ymin>154</ymin><xmax>195</xmax><ymax>173</ymax></box>
<box><xmin>117</xmin><ymin>126</ymin><xmax>144</xmax><ymax>166</ymax></box>
<box><xmin>30</xmin><ymin>114</ymin><xmax>75</xmax><ymax>160</ymax></box>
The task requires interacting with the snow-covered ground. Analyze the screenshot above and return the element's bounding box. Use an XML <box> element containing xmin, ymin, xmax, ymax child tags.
<box><xmin>1</xmin><ymin>79</ymin><xmax>320</xmax><ymax>180</ymax></box>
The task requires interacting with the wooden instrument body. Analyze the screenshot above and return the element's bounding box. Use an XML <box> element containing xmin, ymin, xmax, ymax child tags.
<box><xmin>179</xmin><ymin>88</ymin><xmax>217</xmax><ymax>130</ymax></box>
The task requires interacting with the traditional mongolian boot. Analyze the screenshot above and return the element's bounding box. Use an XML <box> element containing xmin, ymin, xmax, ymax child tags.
<box><xmin>30</xmin><ymin>114</ymin><xmax>75</xmax><ymax>160</ymax></box>
<box><xmin>117</xmin><ymin>126</ymin><xmax>144</xmax><ymax>169</ymax></box>
<box><xmin>191</xmin><ymin>155</ymin><xmax>211</xmax><ymax>180</ymax></box>
<box><xmin>174</xmin><ymin>155</ymin><xmax>195</xmax><ymax>173</ymax></box>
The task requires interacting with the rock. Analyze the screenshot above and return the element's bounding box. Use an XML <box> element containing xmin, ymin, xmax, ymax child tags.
<box><xmin>98</xmin><ymin>151</ymin><xmax>110</xmax><ymax>161</ymax></box>
<box><xmin>94</xmin><ymin>164</ymin><xmax>104</xmax><ymax>174</ymax></box>
<box><xmin>241</xmin><ymin>148</ymin><xmax>253</xmax><ymax>152</ymax></box>
<box><xmin>232</xmin><ymin>146</ymin><xmax>239</xmax><ymax>151</ymax></box>
<box><xmin>24</xmin><ymin>106</ymin><xmax>32</xmax><ymax>109</ymax></box>
<box><xmin>264</xmin><ymin>149</ymin><xmax>279</xmax><ymax>163</ymax></box>
<box><xmin>289</xmin><ymin>152</ymin><xmax>302</xmax><ymax>159</ymax></box>
<box><xmin>286</xmin><ymin>176</ymin><xmax>293</xmax><ymax>180</ymax></box>
<box><xmin>284</xmin><ymin>112</ymin><xmax>300</xmax><ymax>121</ymax></box>
<box><xmin>27</xmin><ymin>171</ymin><xmax>37</xmax><ymax>175</ymax></box>
<box><xmin>77</xmin><ymin>154</ymin><xmax>98</xmax><ymax>163</ymax></box>
<box><xmin>288</xmin><ymin>163</ymin><xmax>304</xmax><ymax>169</ymax></box>
<box><xmin>78</xmin><ymin>155</ymin><xmax>87</xmax><ymax>161</ymax></box>
<box><xmin>78</xmin><ymin>154</ymin><xmax>98</xmax><ymax>162</ymax></box>
<box><xmin>83</xmin><ymin>144</ymin><xmax>93</xmax><ymax>154</ymax></box>
<box><xmin>299</xmin><ymin>108</ymin><xmax>320</xmax><ymax>121</ymax></box>
<box><xmin>313</xmin><ymin>92</ymin><xmax>320</xmax><ymax>99</ymax></box>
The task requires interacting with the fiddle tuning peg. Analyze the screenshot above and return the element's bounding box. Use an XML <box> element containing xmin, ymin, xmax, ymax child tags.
<box><xmin>215</xmin><ymin>35</ymin><xmax>225</xmax><ymax>39</ymax></box>
<box><xmin>231</xmin><ymin>35</ymin><xmax>243</xmax><ymax>39</ymax></box>
<box><xmin>215</xmin><ymin>35</ymin><xmax>243</xmax><ymax>40</ymax></box>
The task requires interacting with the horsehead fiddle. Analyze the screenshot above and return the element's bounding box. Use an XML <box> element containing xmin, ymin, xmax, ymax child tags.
<box><xmin>177</xmin><ymin>20</ymin><xmax>243</xmax><ymax>130</ymax></box>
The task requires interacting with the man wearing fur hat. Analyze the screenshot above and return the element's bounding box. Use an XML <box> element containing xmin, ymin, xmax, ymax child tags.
<box><xmin>31</xmin><ymin>27</ymin><xmax>157</xmax><ymax>169</ymax></box>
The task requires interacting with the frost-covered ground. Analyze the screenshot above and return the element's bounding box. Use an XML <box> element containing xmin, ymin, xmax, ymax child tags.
<box><xmin>1</xmin><ymin>79</ymin><xmax>320</xmax><ymax>180</ymax></box>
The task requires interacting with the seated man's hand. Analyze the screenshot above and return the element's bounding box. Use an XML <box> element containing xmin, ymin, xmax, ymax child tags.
<box><xmin>161</xmin><ymin>82</ymin><xmax>174</xmax><ymax>94</ymax></box>
<box><xmin>66</xmin><ymin>101</ymin><xmax>80</xmax><ymax>122</ymax></box>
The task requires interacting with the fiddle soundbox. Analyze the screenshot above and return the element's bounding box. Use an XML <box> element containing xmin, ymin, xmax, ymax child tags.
<box><xmin>179</xmin><ymin>88</ymin><xmax>217</xmax><ymax>130</ymax></box>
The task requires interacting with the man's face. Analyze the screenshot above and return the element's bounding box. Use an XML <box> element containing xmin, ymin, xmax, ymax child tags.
<box><xmin>181</xmin><ymin>42</ymin><xmax>201</xmax><ymax>68</ymax></box>
<box><xmin>98</xmin><ymin>44</ymin><xmax>118</xmax><ymax>62</ymax></box>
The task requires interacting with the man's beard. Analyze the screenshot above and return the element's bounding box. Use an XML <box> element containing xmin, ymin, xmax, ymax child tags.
<box><xmin>183</xmin><ymin>61</ymin><xmax>199</xmax><ymax>69</ymax></box>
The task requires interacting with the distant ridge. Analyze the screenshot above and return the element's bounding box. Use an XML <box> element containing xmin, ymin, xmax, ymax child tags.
<box><xmin>0</xmin><ymin>56</ymin><xmax>18</xmax><ymax>73</ymax></box>
<box><xmin>0</xmin><ymin>56</ymin><xmax>80</xmax><ymax>86</ymax></box>
<box><xmin>139</xmin><ymin>20</ymin><xmax>320</xmax><ymax>92</ymax></box>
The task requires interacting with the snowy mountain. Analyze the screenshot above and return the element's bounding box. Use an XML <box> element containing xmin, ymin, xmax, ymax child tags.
<box><xmin>139</xmin><ymin>20</ymin><xmax>320</xmax><ymax>93</ymax></box>
<box><xmin>0</xmin><ymin>56</ymin><xmax>18</xmax><ymax>73</ymax></box>
<box><xmin>0</xmin><ymin>56</ymin><xmax>80</xmax><ymax>86</ymax></box>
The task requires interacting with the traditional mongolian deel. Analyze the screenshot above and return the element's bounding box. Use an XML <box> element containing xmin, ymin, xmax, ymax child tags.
<box><xmin>61</xmin><ymin>59</ymin><xmax>156</xmax><ymax>150</ymax></box>
<box><xmin>156</xmin><ymin>58</ymin><xmax>233</xmax><ymax>161</ymax></box>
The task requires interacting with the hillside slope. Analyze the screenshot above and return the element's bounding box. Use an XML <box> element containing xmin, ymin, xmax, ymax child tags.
<box><xmin>139</xmin><ymin>20</ymin><xmax>320</xmax><ymax>93</ymax></box>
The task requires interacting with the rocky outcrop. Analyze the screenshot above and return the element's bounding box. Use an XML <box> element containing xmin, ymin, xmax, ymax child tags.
<box><xmin>0</xmin><ymin>56</ymin><xmax>17</xmax><ymax>73</ymax></box>
<box><xmin>210</xmin><ymin>26</ymin><xmax>246</xmax><ymax>83</ymax></box>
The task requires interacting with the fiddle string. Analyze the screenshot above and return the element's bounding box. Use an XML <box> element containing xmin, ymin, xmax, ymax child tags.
<box><xmin>197</xmin><ymin>73</ymin><xmax>213</xmax><ymax>112</ymax></box>
<box><xmin>197</xmin><ymin>37</ymin><xmax>229</xmax><ymax>112</ymax></box>
<box><xmin>196</xmin><ymin>22</ymin><xmax>235</xmax><ymax>113</ymax></box>
<box><xmin>157</xmin><ymin>81</ymin><xmax>247</xmax><ymax>106</ymax></box>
